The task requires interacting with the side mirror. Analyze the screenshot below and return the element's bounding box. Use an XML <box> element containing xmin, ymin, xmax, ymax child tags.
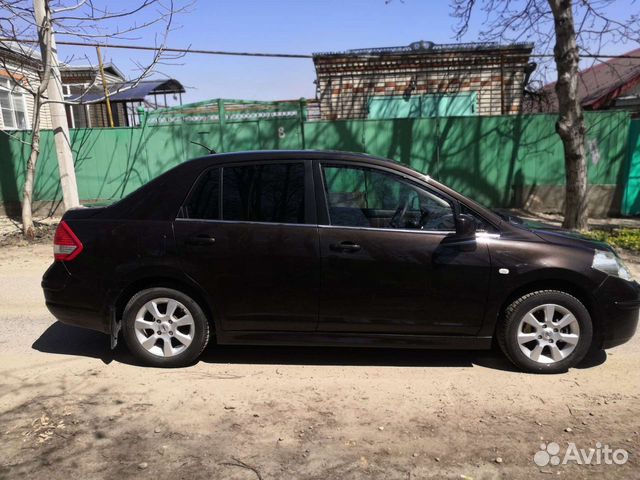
<box><xmin>456</xmin><ymin>214</ymin><xmax>477</xmax><ymax>238</ymax></box>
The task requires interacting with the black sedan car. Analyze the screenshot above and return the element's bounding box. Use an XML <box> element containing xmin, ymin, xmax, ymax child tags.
<box><xmin>42</xmin><ymin>150</ymin><xmax>639</xmax><ymax>373</ymax></box>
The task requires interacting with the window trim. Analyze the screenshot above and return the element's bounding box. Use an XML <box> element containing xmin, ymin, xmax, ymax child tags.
<box><xmin>0</xmin><ymin>77</ymin><xmax>29</xmax><ymax>130</ymax></box>
<box><xmin>175</xmin><ymin>217</ymin><xmax>315</xmax><ymax>229</ymax></box>
<box><xmin>317</xmin><ymin>224</ymin><xmax>456</xmax><ymax>236</ymax></box>
<box><xmin>315</xmin><ymin>160</ymin><xmax>458</xmax><ymax>233</ymax></box>
<box><xmin>177</xmin><ymin>159</ymin><xmax>316</xmax><ymax>225</ymax></box>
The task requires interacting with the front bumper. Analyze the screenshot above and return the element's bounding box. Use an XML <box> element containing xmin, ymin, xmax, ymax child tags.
<box><xmin>594</xmin><ymin>276</ymin><xmax>640</xmax><ymax>349</ymax></box>
<box><xmin>41</xmin><ymin>262</ymin><xmax>110</xmax><ymax>334</ymax></box>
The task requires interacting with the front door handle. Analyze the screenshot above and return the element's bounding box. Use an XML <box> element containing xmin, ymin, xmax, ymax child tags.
<box><xmin>186</xmin><ymin>234</ymin><xmax>216</xmax><ymax>246</ymax></box>
<box><xmin>329</xmin><ymin>241</ymin><xmax>361</xmax><ymax>253</ymax></box>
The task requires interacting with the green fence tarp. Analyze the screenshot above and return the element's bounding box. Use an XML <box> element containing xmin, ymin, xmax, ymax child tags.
<box><xmin>0</xmin><ymin>111</ymin><xmax>632</xmax><ymax>211</ymax></box>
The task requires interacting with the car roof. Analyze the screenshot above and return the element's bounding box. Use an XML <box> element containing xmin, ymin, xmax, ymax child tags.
<box><xmin>184</xmin><ymin>149</ymin><xmax>429</xmax><ymax>181</ymax></box>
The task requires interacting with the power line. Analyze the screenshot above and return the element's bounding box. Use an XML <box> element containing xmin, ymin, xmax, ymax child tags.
<box><xmin>0</xmin><ymin>37</ymin><xmax>313</xmax><ymax>59</ymax></box>
<box><xmin>2</xmin><ymin>37</ymin><xmax>640</xmax><ymax>60</ymax></box>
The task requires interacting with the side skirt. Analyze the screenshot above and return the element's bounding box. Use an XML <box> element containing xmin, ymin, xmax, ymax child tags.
<box><xmin>217</xmin><ymin>331</ymin><xmax>493</xmax><ymax>350</ymax></box>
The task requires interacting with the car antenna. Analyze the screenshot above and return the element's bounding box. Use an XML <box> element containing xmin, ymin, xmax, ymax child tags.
<box><xmin>190</xmin><ymin>140</ymin><xmax>216</xmax><ymax>154</ymax></box>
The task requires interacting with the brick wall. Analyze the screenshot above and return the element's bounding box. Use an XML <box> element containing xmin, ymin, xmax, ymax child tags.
<box><xmin>313</xmin><ymin>47</ymin><xmax>533</xmax><ymax>120</ymax></box>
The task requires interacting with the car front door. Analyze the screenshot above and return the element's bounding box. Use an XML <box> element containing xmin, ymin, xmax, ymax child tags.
<box><xmin>174</xmin><ymin>160</ymin><xmax>319</xmax><ymax>332</ymax></box>
<box><xmin>315</xmin><ymin>162</ymin><xmax>491</xmax><ymax>335</ymax></box>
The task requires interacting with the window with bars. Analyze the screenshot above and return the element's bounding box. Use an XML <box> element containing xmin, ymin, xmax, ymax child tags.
<box><xmin>0</xmin><ymin>78</ymin><xmax>29</xmax><ymax>129</ymax></box>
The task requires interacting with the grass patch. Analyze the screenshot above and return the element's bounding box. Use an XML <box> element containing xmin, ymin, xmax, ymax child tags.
<box><xmin>584</xmin><ymin>228</ymin><xmax>640</xmax><ymax>253</ymax></box>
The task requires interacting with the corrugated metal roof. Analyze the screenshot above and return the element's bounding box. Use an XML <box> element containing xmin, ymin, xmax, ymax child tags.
<box><xmin>0</xmin><ymin>40</ymin><xmax>42</xmax><ymax>64</ymax></box>
<box><xmin>69</xmin><ymin>79</ymin><xmax>184</xmax><ymax>103</ymax></box>
<box><xmin>313</xmin><ymin>41</ymin><xmax>534</xmax><ymax>58</ymax></box>
<box><xmin>542</xmin><ymin>48</ymin><xmax>640</xmax><ymax>110</ymax></box>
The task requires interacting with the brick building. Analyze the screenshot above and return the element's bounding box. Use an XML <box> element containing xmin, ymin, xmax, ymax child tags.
<box><xmin>312</xmin><ymin>41</ymin><xmax>535</xmax><ymax>121</ymax></box>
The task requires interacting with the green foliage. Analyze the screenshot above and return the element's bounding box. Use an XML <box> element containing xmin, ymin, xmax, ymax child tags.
<box><xmin>584</xmin><ymin>228</ymin><xmax>640</xmax><ymax>253</ymax></box>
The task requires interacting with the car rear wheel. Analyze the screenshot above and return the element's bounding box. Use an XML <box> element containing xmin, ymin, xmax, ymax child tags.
<box><xmin>122</xmin><ymin>287</ymin><xmax>210</xmax><ymax>367</ymax></box>
<box><xmin>498</xmin><ymin>290</ymin><xmax>593</xmax><ymax>374</ymax></box>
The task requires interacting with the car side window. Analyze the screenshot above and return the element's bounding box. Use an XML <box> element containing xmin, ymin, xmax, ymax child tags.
<box><xmin>223</xmin><ymin>163</ymin><xmax>305</xmax><ymax>224</ymax></box>
<box><xmin>322</xmin><ymin>165</ymin><xmax>455</xmax><ymax>231</ymax></box>
<box><xmin>183</xmin><ymin>168</ymin><xmax>220</xmax><ymax>220</ymax></box>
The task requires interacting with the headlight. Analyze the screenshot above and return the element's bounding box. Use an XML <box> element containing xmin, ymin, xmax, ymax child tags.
<box><xmin>592</xmin><ymin>249</ymin><xmax>634</xmax><ymax>281</ymax></box>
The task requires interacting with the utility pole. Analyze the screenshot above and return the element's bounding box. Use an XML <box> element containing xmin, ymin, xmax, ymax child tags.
<box><xmin>33</xmin><ymin>0</ymin><xmax>80</xmax><ymax>210</ymax></box>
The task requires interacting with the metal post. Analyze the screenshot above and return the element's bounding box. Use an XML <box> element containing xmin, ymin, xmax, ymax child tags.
<box><xmin>217</xmin><ymin>98</ymin><xmax>225</xmax><ymax>152</ymax></box>
<box><xmin>95</xmin><ymin>45</ymin><xmax>115</xmax><ymax>127</ymax></box>
<box><xmin>33</xmin><ymin>0</ymin><xmax>80</xmax><ymax>210</ymax></box>
<box><xmin>138</xmin><ymin>106</ymin><xmax>147</xmax><ymax>127</ymax></box>
<box><xmin>298</xmin><ymin>98</ymin><xmax>306</xmax><ymax>149</ymax></box>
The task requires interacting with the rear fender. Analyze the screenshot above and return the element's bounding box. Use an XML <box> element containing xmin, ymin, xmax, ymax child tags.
<box><xmin>108</xmin><ymin>267</ymin><xmax>219</xmax><ymax>347</ymax></box>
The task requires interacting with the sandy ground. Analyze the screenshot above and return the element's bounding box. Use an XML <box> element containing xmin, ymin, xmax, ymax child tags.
<box><xmin>0</xmin><ymin>243</ymin><xmax>639</xmax><ymax>480</ymax></box>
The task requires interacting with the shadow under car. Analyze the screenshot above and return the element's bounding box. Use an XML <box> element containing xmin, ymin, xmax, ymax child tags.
<box><xmin>32</xmin><ymin>321</ymin><xmax>606</xmax><ymax>371</ymax></box>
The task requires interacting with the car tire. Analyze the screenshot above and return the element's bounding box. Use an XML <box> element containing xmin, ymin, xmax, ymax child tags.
<box><xmin>122</xmin><ymin>287</ymin><xmax>210</xmax><ymax>368</ymax></box>
<box><xmin>497</xmin><ymin>290</ymin><xmax>593</xmax><ymax>374</ymax></box>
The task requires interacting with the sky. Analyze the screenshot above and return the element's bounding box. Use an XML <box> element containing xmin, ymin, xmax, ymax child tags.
<box><xmin>53</xmin><ymin>0</ymin><xmax>640</xmax><ymax>104</ymax></box>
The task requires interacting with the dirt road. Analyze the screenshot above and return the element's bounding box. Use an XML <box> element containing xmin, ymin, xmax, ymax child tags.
<box><xmin>1</xmin><ymin>243</ymin><xmax>639</xmax><ymax>479</ymax></box>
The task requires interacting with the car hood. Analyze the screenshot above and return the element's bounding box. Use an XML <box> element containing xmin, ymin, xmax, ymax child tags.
<box><xmin>532</xmin><ymin>227</ymin><xmax>613</xmax><ymax>252</ymax></box>
<box><xmin>495</xmin><ymin>211</ymin><xmax>613</xmax><ymax>253</ymax></box>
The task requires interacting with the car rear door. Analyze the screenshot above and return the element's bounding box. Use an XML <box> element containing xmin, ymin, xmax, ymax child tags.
<box><xmin>174</xmin><ymin>160</ymin><xmax>319</xmax><ymax>332</ymax></box>
<box><xmin>315</xmin><ymin>161</ymin><xmax>491</xmax><ymax>335</ymax></box>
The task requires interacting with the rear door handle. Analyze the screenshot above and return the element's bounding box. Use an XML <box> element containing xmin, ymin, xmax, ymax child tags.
<box><xmin>329</xmin><ymin>241</ymin><xmax>361</xmax><ymax>253</ymax></box>
<box><xmin>186</xmin><ymin>234</ymin><xmax>216</xmax><ymax>246</ymax></box>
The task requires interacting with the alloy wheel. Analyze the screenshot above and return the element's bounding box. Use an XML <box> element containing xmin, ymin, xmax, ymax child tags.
<box><xmin>516</xmin><ymin>303</ymin><xmax>580</xmax><ymax>364</ymax></box>
<box><xmin>133</xmin><ymin>297</ymin><xmax>195</xmax><ymax>358</ymax></box>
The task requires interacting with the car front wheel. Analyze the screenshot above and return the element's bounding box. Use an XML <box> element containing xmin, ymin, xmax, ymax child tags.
<box><xmin>498</xmin><ymin>290</ymin><xmax>593</xmax><ymax>374</ymax></box>
<box><xmin>122</xmin><ymin>287</ymin><xmax>210</xmax><ymax>367</ymax></box>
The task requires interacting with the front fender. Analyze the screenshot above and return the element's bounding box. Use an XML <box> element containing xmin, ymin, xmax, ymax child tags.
<box><xmin>478</xmin><ymin>237</ymin><xmax>604</xmax><ymax>336</ymax></box>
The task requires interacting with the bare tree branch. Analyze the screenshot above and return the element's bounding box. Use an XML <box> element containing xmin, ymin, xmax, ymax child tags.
<box><xmin>450</xmin><ymin>0</ymin><xmax>639</xmax><ymax>230</ymax></box>
<box><xmin>0</xmin><ymin>0</ymin><xmax>189</xmax><ymax>237</ymax></box>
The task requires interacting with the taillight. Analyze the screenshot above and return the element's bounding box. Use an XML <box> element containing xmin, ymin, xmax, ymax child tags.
<box><xmin>53</xmin><ymin>220</ymin><xmax>84</xmax><ymax>261</ymax></box>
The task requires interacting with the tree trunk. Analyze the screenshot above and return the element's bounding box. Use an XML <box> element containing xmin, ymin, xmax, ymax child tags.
<box><xmin>22</xmin><ymin>0</ymin><xmax>52</xmax><ymax>238</ymax></box>
<box><xmin>548</xmin><ymin>0</ymin><xmax>588</xmax><ymax>230</ymax></box>
<box><xmin>22</xmin><ymin>87</ymin><xmax>44</xmax><ymax>239</ymax></box>
<box><xmin>21</xmin><ymin>114</ymin><xmax>41</xmax><ymax>239</ymax></box>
